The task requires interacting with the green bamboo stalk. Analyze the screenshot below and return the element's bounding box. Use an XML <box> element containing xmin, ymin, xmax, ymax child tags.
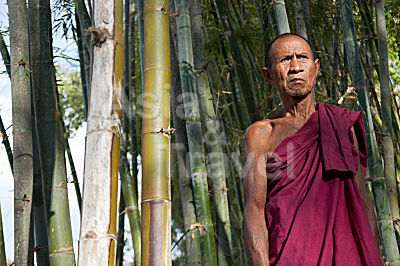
<box><xmin>120</xmin><ymin>138</ymin><xmax>141</xmax><ymax>265</ymax></box>
<box><xmin>137</xmin><ymin>0</ymin><xmax>144</xmax><ymax>91</ymax></box>
<box><xmin>190</xmin><ymin>1</ymin><xmax>232</xmax><ymax>265</ymax></box>
<box><xmin>375</xmin><ymin>0</ymin><xmax>400</xmax><ymax>233</ymax></box>
<box><xmin>116</xmin><ymin>190</ymin><xmax>125</xmax><ymax>266</ymax></box>
<box><xmin>120</xmin><ymin>162</ymin><xmax>141</xmax><ymax>265</ymax></box>
<box><xmin>78</xmin><ymin>0</ymin><xmax>124</xmax><ymax>263</ymax></box>
<box><xmin>294</xmin><ymin>0</ymin><xmax>311</xmax><ymax>40</ymax></box>
<box><xmin>65</xmin><ymin>138</ymin><xmax>82</xmax><ymax>211</ymax></box>
<box><xmin>271</xmin><ymin>0</ymin><xmax>290</xmax><ymax>35</ymax></box>
<box><xmin>128</xmin><ymin>7</ymin><xmax>142</xmax><ymax>262</ymax></box>
<box><xmin>175</xmin><ymin>0</ymin><xmax>217</xmax><ymax>264</ymax></box>
<box><xmin>331</xmin><ymin>16</ymin><xmax>340</xmax><ymax>103</ymax></box>
<box><xmin>29</xmin><ymin>0</ymin><xmax>75</xmax><ymax>263</ymax></box>
<box><xmin>9</xmin><ymin>0</ymin><xmax>34</xmax><ymax>263</ymax></box>
<box><xmin>141</xmin><ymin>0</ymin><xmax>171</xmax><ymax>264</ymax></box>
<box><xmin>206</xmin><ymin>5</ymin><xmax>247</xmax><ymax>130</ymax></box>
<box><xmin>267</xmin><ymin>3</ymin><xmax>279</xmax><ymax>38</ymax></box>
<box><xmin>55</xmin><ymin>99</ymin><xmax>82</xmax><ymax>212</ymax></box>
<box><xmin>31</xmin><ymin>100</ymin><xmax>50</xmax><ymax>266</ymax></box>
<box><xmin>391</xmin><ymin>95</ymin><xmax>400</xmax><ymax>145</ymax></box>
<box><xmin>214</xmin><ymin>0</ymin><xmax>257</xmax><ymax>124</ymax></box>
<box><xmin>0</xmin><ymin>35</ymin><xmax>10</xmax><ymax>78</ymax></box>
<box><xmin>170</xmin><ymin>23</ymin><xmax>202</xmax><ymax>265</ymax></box>
<box><xmin>122</xmin><ymin>5</ymin><xmax>141</xmax><ymax>261</ymax></box>
<box><xmin>0</xmin><ymin>36</ymin><xmax>12</xmax><ymax>172</ymax></box>
<box><xmin>0</xmin><ymin>207</ymin><xmax>6</xmax><ymax>266</ymax></box>
<box><xmin>74</xmin><ymin>14</ymin><xmax>89</xmax><ymax>117</ymax></box>
<box><xmin>207</xmin><ymin>53</ymin><xmax>247</xmax><ymax>253</ymax></box>
<box><xmin>0</xmin><ymin>116</ymin><xmax>12</xmax><ymax>172</ymax></box>
<box><xmin>74</xmin><ymin>0</ymin><xmax>91</xmax><ymax>102</ymax></box>
<box><xmin>128</xmin><ymin>0</ymin><xmax>138</xmax><ymax>189</ymax></box>
<box><xmin>339</xmin><ymin>0</ymin><xmax>400</xmax><ymax>263</ymax></box>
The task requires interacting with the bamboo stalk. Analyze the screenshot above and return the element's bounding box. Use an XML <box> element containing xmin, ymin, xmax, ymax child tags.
<box><xmin>0</xmin><ymin>208</ymin><xmax>6</xmax><ymax>266</ymax></box>
<box><xmin>74</xmin><ymin>14</ymin><xmax>89</xmax><ymax>117</ymax></box>
<box><xmin>65</xmin><ymin>137</ymin><xmax>82</xmax><ymax>211</ymax></box>
<box><xmin>169</xmin><ymin>20</ymin><xmax>202</xmax><ymax>265</ymax></box>
<box><xmin>29</xmin><ymin>0</ymin><xmax>76</xmax><ymax>263</ymax></box>
<box><xmin>0</xmin><ymin>36</ymin><xmax>13</xmax><ymax>173</ymax></box>
<box><xmin>78</xmin><ymin>0</ymin><xmax>124</xmax><ymax>263</ymax></box>
<box><xmin>175</xmin><ymin>0</ymin><xmax>217</xmax><ymax>264</ymax></box>
<box><xmin>271</xmin><ymin>0</ymin><xmax>290</xmax><ymax>35</ymax></box>
<box><xmin>294</xmin><ymin>0</ymin><xmax>311</xmax><ymax>40</ymax></box>
<box><xmin>0</xmin><ymin>34</ymin><xmax>10</xmax><ymax>78</ymax></box>
<box><xmin>190</xmin><ymin>0</ymin><xmax>232</xmax><ymax>264</ymax></box>
<box><xmin>0</xmin><ymin>116</ymin><xmax>12</xmax><ymax>172</ymax></box>
<box><xmin>9</xmin><ymin>0</ymin><xmax>34</xmax><ymax>263</ymax></box>
<box><xmin>214</xmin><ymin>0</ymin><xmax>257</xmax><ymax>124</ymax></box>
<box><xmin>339</xmin><ymin>0</ymin><xmax>400</xmax><ymax>263</ymax></box>
<box><xmin>141</xmin><ymin>0</ymin><xmax>171</xmax><ymax>265</ymax></box>
<box><xmin>137</xmin><ymin>0</ymin><xmax>145</xmax><ymax>91</ymax></box>
<box><xmin>116</xmin><ymin>191</ymin><xmax>125</xmax><ymax>266</ymax></box>
<box><xmin>375</xmin><ymin>0</ymin><xmax>400</xmax><ymax>236</ymax></box>
<box><xmin>74</xmin><ymin>0</ymin><xmax>91</xmax><ymax>103</ymax></box>
<box><xmin>32</xmin><ymin>114</ymin><xmax>50</xmax><ymax>265</ymax></box>
<box><xmin>121</xmin><ymin>7</ymin><xmax>141</xmax><ymax>261</ymax></box>
<box><xmin>128</xmin><ymin>0</ymin><xmax>138</xmax><ymax>189</ymax></box>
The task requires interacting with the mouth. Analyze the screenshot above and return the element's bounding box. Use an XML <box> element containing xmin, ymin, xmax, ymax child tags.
<box><xmin>289</xmin><ymin>78</ymin><xmax>305</xmax><ymax>83</ymax></box>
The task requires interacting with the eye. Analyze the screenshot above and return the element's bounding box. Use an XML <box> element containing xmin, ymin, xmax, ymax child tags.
<box><xmin>297</xmin><ymin>54</ymin><xmax>308</xmax><ymax>59</ymax></box>
<box><xmin>280</xmin><ymin>56</ymin><xmax>290</xmax><ymax>62</ymax></box>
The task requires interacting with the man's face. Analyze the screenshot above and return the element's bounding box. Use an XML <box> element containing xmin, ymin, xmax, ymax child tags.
<box><xmin>262</xmin><ymin>35</ymin><xmax>320</xmax><ymax>97</ymax></box>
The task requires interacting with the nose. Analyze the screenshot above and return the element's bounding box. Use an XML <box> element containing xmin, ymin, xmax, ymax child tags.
<box><xmin>289</xmin><ymin>56</ymin><xmax>303</xmax><ymax>73</ymax></box>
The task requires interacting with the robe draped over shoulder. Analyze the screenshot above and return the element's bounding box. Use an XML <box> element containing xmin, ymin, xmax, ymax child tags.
<box><xmin>265</xmin><ymin>103</ymin><xmax>381</xmax><ymax>265</ymax></box>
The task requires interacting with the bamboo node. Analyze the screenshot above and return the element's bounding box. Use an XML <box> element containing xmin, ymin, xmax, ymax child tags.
<box><xmin>22</xmin><ymin>194</ymin><xmax>31</xmax><ymax>202</ymax></box>
<box><xmin>18</xmin><ymin>59</ymin><xmax>27</xmax><ymax>67</ymax></box>
<box><xmin>189</xmin><ymin>223</ymin><xmax>204</xmax><ymax>238</ymax></box>
<box><xmin>161</xmin><ymin>2</ymin><xmax>167</xmax><ymax>14</ymax></box>
<box><xmin>85</xmin><ymin>26</ymin><xmax>111</xmax><ymax>47</ymax></box>
<box><xmin>81</xmin><ymin>230</ymin><xmax>118</xmax><ymax>241</ymax></box>
<box><xmin>144</xmin><ymin>127</ymin><xmax>175</xmax><ymax>138</ymax></box>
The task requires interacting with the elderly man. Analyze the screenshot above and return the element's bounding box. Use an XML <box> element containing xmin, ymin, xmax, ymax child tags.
<box><xmin>243</xmin><ymin>33</ymin><xmax>381</xmax><ymax>265</ymax></box>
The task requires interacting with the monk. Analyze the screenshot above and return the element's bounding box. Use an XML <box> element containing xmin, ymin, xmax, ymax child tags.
<box><xmin>243</xmin><ymin>33</ymin><xmax>381</xmax><ymax>265</ymax></box>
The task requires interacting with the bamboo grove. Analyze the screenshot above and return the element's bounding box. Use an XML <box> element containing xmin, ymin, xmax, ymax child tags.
<box><xmin>1</xmin><ymin>0</ymin><xmax>400</xmax><ymax>265</ymax></box>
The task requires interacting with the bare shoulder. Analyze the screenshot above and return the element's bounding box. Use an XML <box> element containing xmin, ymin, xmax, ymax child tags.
<box><xmin>244</xmin><ymin>120</ymin><xmax>273</xmax><ymax>155</ymax></box>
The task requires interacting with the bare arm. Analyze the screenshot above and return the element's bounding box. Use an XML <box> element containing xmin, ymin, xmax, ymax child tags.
<box><xmin>244</xmin><ymin>124</ymin><xmax>270</xmax><ymax>265</ymax></box>
<box><xmin>351</xmin><ymin>128</ymin><xmax>380</xmax><ymax>245</ymax></box>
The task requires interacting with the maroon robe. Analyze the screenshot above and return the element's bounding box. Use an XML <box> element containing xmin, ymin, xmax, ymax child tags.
<box><xmin>265</xmin><ymin>103</ymin><xmax>381</xmax><ymax>265</ymax></box>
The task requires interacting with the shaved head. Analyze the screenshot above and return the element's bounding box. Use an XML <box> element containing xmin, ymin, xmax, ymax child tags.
<box><xmin>264</xmin><ymin>33</ymin><xmax>314</xmax><ymax>68</ymax></box>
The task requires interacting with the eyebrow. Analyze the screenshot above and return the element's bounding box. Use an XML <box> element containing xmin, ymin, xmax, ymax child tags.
<box><xmin>277</xmin><ymin>52</ymin><xmax>310</xmax><ymax>59</ymax></box>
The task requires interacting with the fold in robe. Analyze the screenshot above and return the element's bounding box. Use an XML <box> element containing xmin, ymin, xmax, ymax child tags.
<box><xmin>266</xmin><ymin>103</ymin><xmax>381</xmax><ymax>265</ymax></box>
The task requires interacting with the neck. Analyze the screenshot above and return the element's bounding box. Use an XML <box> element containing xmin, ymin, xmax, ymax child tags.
<box><xmin>281</xmin><ymin>91</ymin><xmax>315</xmax><ymax>121</ymax></box>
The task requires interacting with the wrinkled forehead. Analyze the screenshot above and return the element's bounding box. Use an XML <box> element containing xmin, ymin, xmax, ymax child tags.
<box><xmin>270</xmin><ymin>36</ymin><xmax>313</xmax><ymax>58</ymax></box>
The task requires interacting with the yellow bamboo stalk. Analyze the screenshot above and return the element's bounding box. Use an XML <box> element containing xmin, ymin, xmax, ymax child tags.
<box><xmin>78</xmin><ymin>0</ymin><xmax>123</xmax><ymax>264</ymax></box>
<box><xmin>141</xmin><ymin>0</ymin><xmax>171</xmax><ymax>265</ymax></box>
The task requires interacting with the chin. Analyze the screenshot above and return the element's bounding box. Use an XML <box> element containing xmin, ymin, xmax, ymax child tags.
<box><xmin>286</xmin><ymin>88</ymin><xmax>312</xmax><ymax>97</ymax></box>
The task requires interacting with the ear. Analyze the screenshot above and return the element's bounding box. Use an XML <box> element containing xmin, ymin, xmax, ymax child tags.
<box><xmin>314</xmin><ymin>58</ymin><xmax>320</xmax><ymax>75</ymax></box>
<box><xmin>262</xmin><ymin>67</ymin><xmax>274</xmax><ymax>86</ymax></box>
